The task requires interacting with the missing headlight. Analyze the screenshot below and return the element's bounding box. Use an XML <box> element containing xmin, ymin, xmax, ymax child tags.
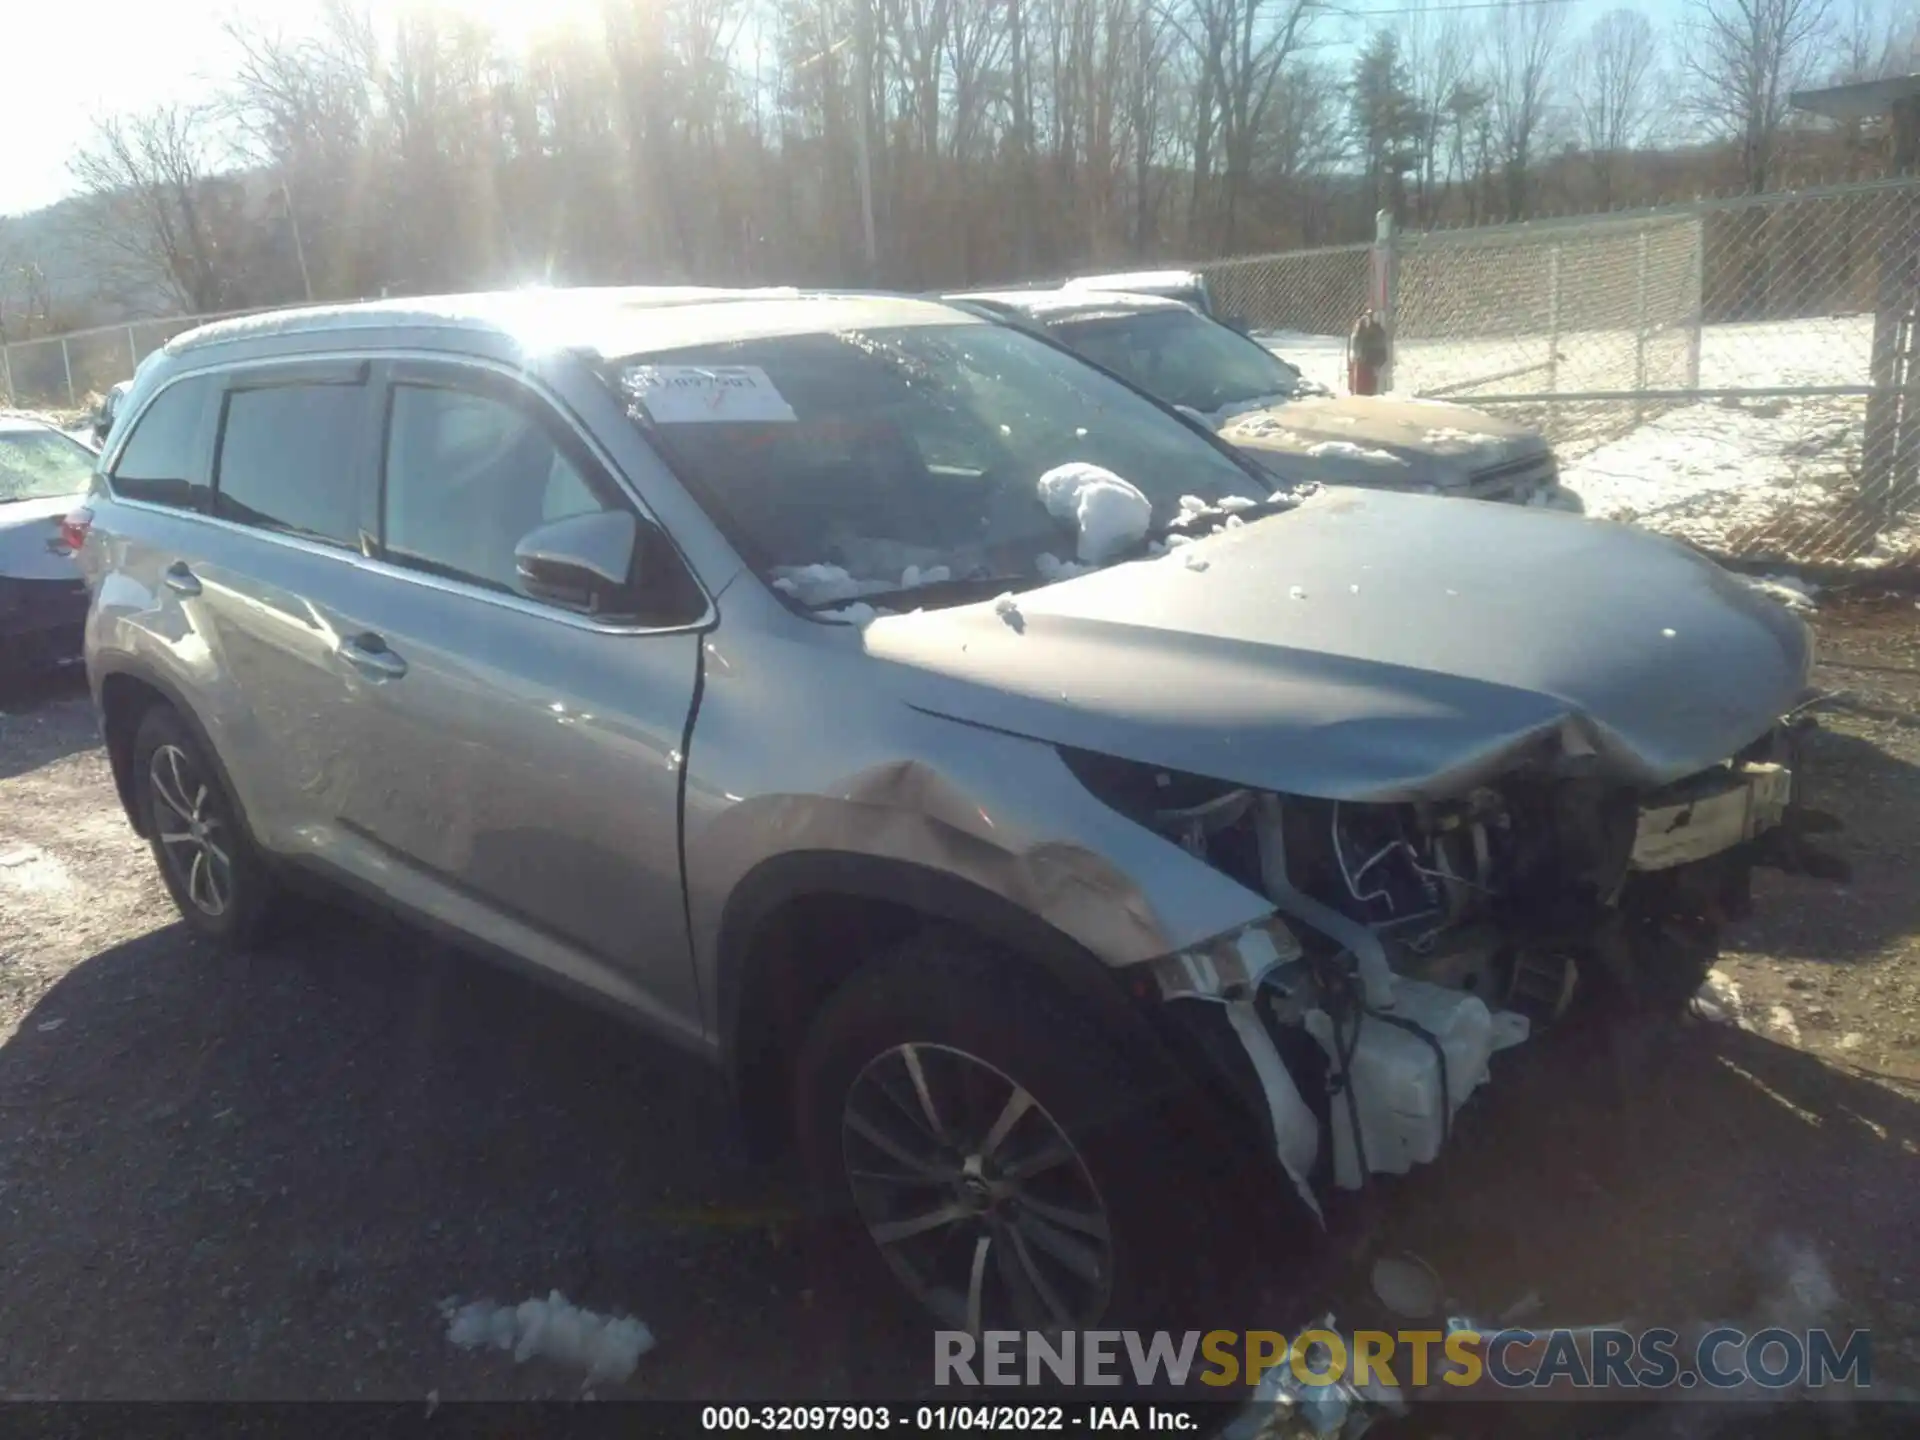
<box><xmin>1057</xmin><ymin>746</ymin><xmax>1266</xmax><ymax>890</ymax></box>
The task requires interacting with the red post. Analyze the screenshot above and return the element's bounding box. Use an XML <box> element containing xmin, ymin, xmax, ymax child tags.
<box><xmin>1348</xmin><ymin>310</ymin><xmax>1388</xmax><ymax>395</ymax></box>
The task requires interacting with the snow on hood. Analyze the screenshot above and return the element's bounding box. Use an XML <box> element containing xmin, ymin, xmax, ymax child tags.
<box><xmin>1036</xmin><ymin>462</ymin><xmax>1152</xmax><ymax>563</ymax></box>
<box><xmin>863</xmin><ymin>488</ymin><xmax>1813</xmax><ymax>802</ymax></box>
<box><xmin>1222</xmin><ymin>396</ymin><xmax>1547</xmax><ymax>489</ymax></box>
<box><xmin>1304</xmin><ymin>440</ymin><xmax>1408</xmax><ymax>469</ymax></box>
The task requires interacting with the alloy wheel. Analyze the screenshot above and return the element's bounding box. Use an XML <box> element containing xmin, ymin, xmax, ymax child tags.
<box><xmin>149</xmin><ymin>743</ymin><xmax>232</xmax><ymax>917</ymax></box>
<box><xmin>841</xmin><ymin>1042</ymin><xmax>1114</xmax><ymax>1333</ymax></box>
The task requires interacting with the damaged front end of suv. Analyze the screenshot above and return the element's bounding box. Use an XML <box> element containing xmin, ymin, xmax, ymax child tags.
<box><xmin>866</xmin><ymin>487</ymin><xmax>1842</xmax><ymax>1219</ymax></box>
<box><xmin>1076</xmin><ymin>712</ymin><xmax>1831</xmax><ymax>1214</ymax></box>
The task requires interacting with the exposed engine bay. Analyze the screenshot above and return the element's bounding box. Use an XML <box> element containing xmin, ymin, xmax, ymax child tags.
<box><xmin>1072</xmin><ymin>717</ymin><xmax>1840</xmax><ymax>1216</ymax></box>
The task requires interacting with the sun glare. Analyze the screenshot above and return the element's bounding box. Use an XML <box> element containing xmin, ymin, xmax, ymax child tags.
<box><xmin>381</xmin><ymin>0</ymin><xmax>602</xmax><ymax>51</ymax></box>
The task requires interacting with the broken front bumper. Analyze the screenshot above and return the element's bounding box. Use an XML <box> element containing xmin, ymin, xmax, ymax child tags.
<box><xmin>1145</xmin><ymin>916</ymin><xmax>1532</xmax><ymax>1220</ymax></box>
<box><xmin>1629</xmin><ymin>762</ymin><xmax>1792</xmax><ymax>872</ymax></box>
<box><xmin>1133</xmin><ymin>719</ymin><xmax>1828</xmax><ymax>1228</ymax></box>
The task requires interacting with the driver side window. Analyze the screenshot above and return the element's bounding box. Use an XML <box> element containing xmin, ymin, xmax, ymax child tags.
<box><xmin>382</xmin><ymin>382</ymin><xmax>610</xmax><ymax>598</ymax></box>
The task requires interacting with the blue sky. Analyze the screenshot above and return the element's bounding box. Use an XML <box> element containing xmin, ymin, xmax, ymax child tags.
<box><xmin>3</xmin><ymin>0</ymin><xmax>1688</xmax><ymax>220</ymax></box>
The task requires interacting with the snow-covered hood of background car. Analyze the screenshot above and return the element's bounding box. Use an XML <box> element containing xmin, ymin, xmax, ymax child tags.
<box><xmin>1219</xmin><ymin>396</ymin><xmax>1548</xmax><ymax>491</ymax></box>
<box><xmin>862</xmin><ymin>489</ymin><xmax>1813</xmax><ymax>802</ymax></box>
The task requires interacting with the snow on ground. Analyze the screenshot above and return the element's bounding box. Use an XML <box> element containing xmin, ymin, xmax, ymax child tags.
<box><xmin>1559</xmin><ymin>397</ymin><xmax>1860</xmax><ymax>541</ymax></box>
<box><xmin>1258</xmin><ymin>316</ymin><xmax>1917</xmax><ymax>561</ymax></box>
<box><xmin>1259</xmin><ymin>315</ymin><xmax>1875</xmax><ymax>404</ymax></box>
<box><xmin>1753</xmin><ymin>573</ymin><xmax>1819</xmax><ymax>605</ymax></box>
<box><xmin>443</xmin><ymin>1291</ymin><xmax>655</xmax><ymax>1385</ymax></box>
<box><xmin>1258</xmin><ymin>331</ymin><xmax>1348</xmax><ymax>395</ymax></box>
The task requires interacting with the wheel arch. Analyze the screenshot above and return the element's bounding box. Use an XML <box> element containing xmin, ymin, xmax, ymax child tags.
<box><xmin>716</xmin><ymin>850</ymin><xmax>1184</xmax><ymax>1157</ymax></box>
<box><xmin>95</xmin><ymin>659</ymin><xmax>256</xmax><ymax>849</ymax></box>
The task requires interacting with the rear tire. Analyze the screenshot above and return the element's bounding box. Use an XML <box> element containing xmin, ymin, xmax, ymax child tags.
<box><xmin>793</xmin><ymin>930</ymin><xmax>1266</xmax><ymax>1335</ymax></box>
<box><xmin>132</xmin><ymin>704</ymin><xmax>280</xmax><ymax>948</ymax></box>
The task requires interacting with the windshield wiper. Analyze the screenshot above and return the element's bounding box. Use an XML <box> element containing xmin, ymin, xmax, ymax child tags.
<box><xmin>803</xmin><ymin>573</ymin><xmax>1042</xmax><ymax>612</ymax></box>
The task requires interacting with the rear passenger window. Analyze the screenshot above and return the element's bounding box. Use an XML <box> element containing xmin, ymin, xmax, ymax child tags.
<box><xmin>214</xmin><ymin>383</ymin><xmax>365</xmax><ymax>548</ymax></box>
<box><xmin>110</xmin><ymin>375</ymin><xmax>217</xmax><ymax>508</ymax></box>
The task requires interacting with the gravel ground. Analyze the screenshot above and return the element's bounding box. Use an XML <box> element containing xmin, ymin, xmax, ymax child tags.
<box><xmin>2</xmin><ymin>598</ymin><xmax>1917</xmax><ymax>1412</ymax></box>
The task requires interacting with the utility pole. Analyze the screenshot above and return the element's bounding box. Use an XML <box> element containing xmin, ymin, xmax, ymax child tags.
<box><xmin>281</xmin><ymin>177</ymin><xmax>314</xmax><ymax>304</ymax></box>
<box><xmin>852</xmin><ymin>0</ymin><xmax>877</xmax><ymax>279</ymax></box>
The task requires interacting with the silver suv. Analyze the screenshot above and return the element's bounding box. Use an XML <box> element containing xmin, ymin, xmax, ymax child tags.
<box><xmin>72</xmin><ymin>288</ymin><xmax>1827</xmax><ymax>1334</ymax></box>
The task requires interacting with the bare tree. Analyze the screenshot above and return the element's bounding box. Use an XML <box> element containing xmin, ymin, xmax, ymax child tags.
<box><xmin>1400</xmin><ymin>9</ymin><xmax>1473</xmax><ymax>224</ymax></box>
<box><xmin>1484</xmin><ymin>0</ymin><xmax>1568</xmax><ymax>222</ymax></box>
<box><xmin>1176</xmin><ymin>0</ymin><xmax>1322</xmax><ymax>249</ymax></box>
<box><xmin>1442</xmin><ymin>77</ymin><xmax>1494</xmax><ymax>223</ymax></box>
<box><xmin>224</xmin><ymin>7</ymin><xmax>379</xmax><ymax>299</ymax></box>
<box><xmin>1832</xmin><ymin>0</ymin><xmax>1912</xmax><ymax>78</ymax></box>
<box><xmin>1120</xmin><ymin>0</ymin><xmax>1176</xmax><ymax>256</ymax></box>
<box><xmin>0</xmin><ymin>235</ymin><xmax>58</xmax><ymax>344</ymax></box>
<box><xmin>71</xmin><ymin>0</ymin><xmax>1703</xmax><ymax>311</ymax></box>
<box><xmin>1573</xmin><ymin>8</ymin><xmax>1661</xmax><ymax>207</ymax></box>
<box><xmin>1683</xmin><ymin>0</ymin><xmax>1835</xmax><ymax>194</ymax></box>
<box><xmin>69</xmin><ymin>104</ymin><xmax>238</xmax><ymax>313</ymax></box>
<box><xmin>1255</xmin><ymin>59</ymin><xmax>1344</xmax><ymax>242</ymax></box>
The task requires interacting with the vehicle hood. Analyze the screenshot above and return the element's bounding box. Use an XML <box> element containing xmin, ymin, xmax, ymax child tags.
<box><xmin>863</xmin><ymin>489</ymin><xmax>1813</xmax><ymax>802</ymax></box>
<box><xmin>0</xmin><ymin>493</ymin><xmax>85</xmax><ymax>581</ymax></box>
<box><xmin>1219</xmin><ymin>396</ymin><xmax>1546</xmax><ymax>490</ymax></box>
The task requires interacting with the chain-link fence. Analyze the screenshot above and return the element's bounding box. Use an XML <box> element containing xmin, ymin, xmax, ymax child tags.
<box><xmin>1202</xmin><ymin>179</ymin><xmax>1920</xmax><ymax>572</ymax></box>
<box><xmin>1204</xmin><ymin>241</ymin><xmax>1374</xmax><ymax>342</ymax></box>
<box><xmin>1395</xmin><ymin>211</ymin><xmax>1703</xmax><ymax>419</ymax></box>
<box><xmin>0</xmin><ymin>307</ymin><xmax>282</xmax><ymax>419</ymax></box>
<box><xmin>12</xmin><ymin>209</ymin><xmax>1917</xmax><ymax>569</ymax></box>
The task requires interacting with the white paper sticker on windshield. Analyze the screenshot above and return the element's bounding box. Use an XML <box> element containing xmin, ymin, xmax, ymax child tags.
<box><xmin>622</xmin><ymin>365</ymin><xmax>797</xmax><ymax>423</ymax></box>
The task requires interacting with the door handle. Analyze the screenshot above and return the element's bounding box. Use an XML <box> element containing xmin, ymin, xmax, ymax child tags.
<box><xmin>340</xmin><ymin>632</ymin><xmax>408</xmax><ymax>680</ymax></box>
<box><xmin>163</xmin><ymin>562</ymin><xmax>201</xmax><ymax>597</ymax></box>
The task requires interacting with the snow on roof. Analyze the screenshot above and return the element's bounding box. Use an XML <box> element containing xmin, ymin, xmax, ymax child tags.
<box><xmin>168</xmin><ymin>289</ymin><xmax>978</xmax><ymax>362</ymax></box>
<box><xmin>1066</xmin><ymin>269</ymin><xmax>1206</xmax><ymax>292</ymax></box>
<box><xmin>603</xmin><ymin>295</ymin><xmax>975</xmax><ymax>357</ymax></box>
<box><xmin>953</xmin><ymin>287</ymin><xmax>1188</xmax><ymax>318</ymax></box>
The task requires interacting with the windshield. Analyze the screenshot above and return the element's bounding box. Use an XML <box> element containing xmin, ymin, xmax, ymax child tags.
<box><xmin>0</xmin><ymin>428</ymin><xmax>95</xmax><ymax>503</ymax></box>
<box><xmin>1047</xmin><ymin>308</ymin><xmax>1304</xmax><ymax>417</ymax></box>
<box><xmin>614</xmin><ymin>322</ymin><xmax>1277</xmax><ymax>611</ymax></box>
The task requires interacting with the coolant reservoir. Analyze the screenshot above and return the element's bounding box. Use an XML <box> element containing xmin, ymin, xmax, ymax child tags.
<box><xmin>1305</xmin><ymin>978</ymin><xmax>1528</xmax><ymax>1189</ymax></box>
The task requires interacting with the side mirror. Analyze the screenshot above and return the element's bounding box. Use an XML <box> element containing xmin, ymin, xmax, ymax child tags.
<box><xmin>1224</xmin><ymin>315</ymin><xmax>1252</xmax><ymax>336</ymax></box>
<box><xmin>514</xmin><ymin>510</ymin><xmax>642</xmax><ymax>616</ymax></box>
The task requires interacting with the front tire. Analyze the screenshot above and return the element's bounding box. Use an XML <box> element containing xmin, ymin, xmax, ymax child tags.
<box><xmin>132</xmin><ymin>704</ymin><xmax>279</xmax><ymax>947</ymax></box>
<box><xmin>793</xmin><ymin>931</ymin><xmax>1243</xmax><ymax>1334</ymax></box>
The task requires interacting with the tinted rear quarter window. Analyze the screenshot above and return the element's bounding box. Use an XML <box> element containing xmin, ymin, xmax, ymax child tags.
<box><xmin>215</xmin><ymin>382</ymin><xmax>366</xmax><ymax>548</ymax></box>
<box><xmin>110</xmin><ymin>375</ymin><xmax>219</xmax><ymax>508</ymax></box>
